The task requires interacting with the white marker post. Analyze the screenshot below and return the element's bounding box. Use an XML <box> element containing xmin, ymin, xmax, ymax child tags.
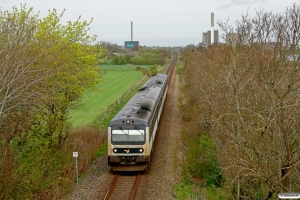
<box><xmin>73</xmin><ymin>152</ymin><xmax>78</xmax><ymax>184</ymax></box>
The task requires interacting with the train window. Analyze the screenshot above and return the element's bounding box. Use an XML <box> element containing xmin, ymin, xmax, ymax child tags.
<box><xmin>112</xmin><ymin>129</ymin><xmax>145</xmax><ymax>142</ymax></box>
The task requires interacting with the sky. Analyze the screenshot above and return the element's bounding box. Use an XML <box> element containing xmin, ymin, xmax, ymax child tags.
<box><xmin>1</xmin><ymin>0</ymin><xmax>298</xmax><ymax>47</ymax></box>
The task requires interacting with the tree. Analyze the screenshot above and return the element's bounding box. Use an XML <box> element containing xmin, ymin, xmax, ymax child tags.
<box><xmin>36</xmin><ymin>8</ymin><xmax>100</xmax><ymax>143</ymax></box>
<box><xmin>158</xmin><ymin>49</ymin><xmax>169</xmax><ymax>66</ymax></box>
<box><xmin>0</xmin><ymin>5</ymin><xmax>100</xmax><ymax>198</ymax></box>
<box><xmin>183</xmin><ymin>3</ymin><xmax>300</xmax><ymax>199</ymax></box>
<box><xmin>0</xmin><ymin>6</ymin><xmax>44</xmax><ymax>132</ymax></box>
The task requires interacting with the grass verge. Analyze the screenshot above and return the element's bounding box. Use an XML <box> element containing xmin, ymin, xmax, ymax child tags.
<box><xmin>68</xmin><ymin>70</ymin><xmax>144</xmax><ymax>127</ymax></box>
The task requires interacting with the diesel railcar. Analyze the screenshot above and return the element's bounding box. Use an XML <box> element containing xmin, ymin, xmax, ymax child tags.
<box><xmin>108</xmin><ymin>73</ymin><xmax>168</xmax><ymax>171</ymax></box>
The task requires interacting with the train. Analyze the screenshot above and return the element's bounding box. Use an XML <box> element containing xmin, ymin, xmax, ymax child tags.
<box><xmin>107</xmin><ymin>73</ymin><xmax>169</xmax><ymax>171</ymax></box>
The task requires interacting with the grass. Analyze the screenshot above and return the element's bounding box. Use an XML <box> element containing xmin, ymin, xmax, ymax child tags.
<box><xmin>176</xmin><ymin>64</ymin><xmax>185</xmax><ymax>74</ymax></box>
<box><xmin>95</xmin><ymin>141</ymin><xmax>108</xmax><ymax>157</ymax></box>
<box><xmin>68</xmin><ymin>70</ymin><xmax>144</xmax><ymax>127</ymax></box>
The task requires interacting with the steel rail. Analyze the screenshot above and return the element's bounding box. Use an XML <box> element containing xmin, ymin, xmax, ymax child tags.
<box><xmin>164</xmin><ymin>55</ymin><xmax>178</xmax><ymax>77</ymax></box>
<box><xmin>129</xmin><ymin>173</ymin><xmax>141</xmax><ymax>200</ymax></box>
<box><xmin>104</xmin><ymin>174</ymin><xmax>119</xmax><ymax>200</ymax></box>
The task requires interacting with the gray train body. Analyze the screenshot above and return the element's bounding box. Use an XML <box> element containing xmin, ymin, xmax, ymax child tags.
<box><xmin>108</xmin><ymin>73</ymin><xmax>168</xmax><ymax>171</ymax></box>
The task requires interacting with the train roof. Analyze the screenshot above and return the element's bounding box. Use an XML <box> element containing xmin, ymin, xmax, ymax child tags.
<box><xmin>109</xmin><ymin>74</ymin><xmax>168</xmax><ymax>126</ymax></box>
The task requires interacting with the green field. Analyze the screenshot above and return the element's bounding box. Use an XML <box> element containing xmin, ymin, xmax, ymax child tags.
<box><xmin>100</xmin><ymin>65</ymin><xmax>151</xmax><ymax>70</ymax></box>
<box><xmin>68</xmin><ymin>70</ymin><xmax>144</xmax><ymax>127</ymax></box>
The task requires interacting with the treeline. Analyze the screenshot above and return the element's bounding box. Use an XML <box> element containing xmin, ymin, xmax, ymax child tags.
<box><xmin>180</xmin><ymin>3</ymin><xmax>300</xmax><ymax>199</ymax></box>
<box><xmin>110</xmin><ymin>50</ymin><xmax>170</xmax><ymax>65</ymax></box>
<box><xmin>0</xmin><ymin>6</ymin><xmax>104</xmax><ymax>199</ymax></box>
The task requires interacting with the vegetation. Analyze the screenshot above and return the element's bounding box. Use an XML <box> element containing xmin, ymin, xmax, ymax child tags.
<box><xmin>68</xmin><ymin>70</ymin><xmax>144</xmax><ymax>127</ymax></box>
<box><xmin>0</xmin><ymin>5</ymin><xmax>152</xmax><ymax>198</ymax></box>
<box><xmin>178</xmin><ymin>3</ymin><xmax>300</xmax><ymax>199</ymax></box>
<box><xmin>108</xmin><ymin>49</ymin><xmax>170</xmax><ymax>66</ymax></box>
<box><xmin>0</xmin><ymin>5</ymin><xmax>103</xmax><ymax>199</ymax></box>
<box><xmin>111</xmin><ymin>54</ymin><xmax>132</xmax><ymax>65</ymax></box>
<box><xmin>5</xmin><ymin>2</ymin><xmax>300</xmax><ymax>200</ymax></box>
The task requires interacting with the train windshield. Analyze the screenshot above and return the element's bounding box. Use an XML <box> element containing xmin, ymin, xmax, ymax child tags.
<box><xmin>112</xmin><ymin>129</ymin><xmax>145</xmax><ymax>143</ymax></box>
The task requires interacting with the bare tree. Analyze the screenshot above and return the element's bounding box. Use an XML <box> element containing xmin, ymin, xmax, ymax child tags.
<box><xmin>0</xmin><ymin>7</ymin><xmax>47</xmax><ymax>127</ymax></box>
<box><xmin>184</xmin><ymin>3</ymin><xmax>300</xmax><ymax>199</ymax></box>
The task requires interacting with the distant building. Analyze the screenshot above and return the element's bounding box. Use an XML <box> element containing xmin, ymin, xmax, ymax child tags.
<box><xmin>202</xmin><ymin>32</ymin><xmax>207</xmax><ymax>47</ymax></box>
<box><xmin>202</xmin><ymin>30</ymin><xmax>218</xmax><ymax>47</ymax></box>
<box><xmin>124</xmin><ymin>41</ymin><xmax>139</xmax><ymax>49</ymax></box>
<box><xmin>124</xmin><ymin>21</ymin><xmax>139</xmax><ymax>50</ymax></box>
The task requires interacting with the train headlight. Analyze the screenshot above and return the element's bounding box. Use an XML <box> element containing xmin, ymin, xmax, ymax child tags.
<box><xmin>113</xmin><ymin>148</ymin><xmax>117</xmax><ymax>153</ymax></box>
<box><xmin>139</xmin><ymin>148</ymin><xmax>144</xmax><ymax>153</ymax></box>
<box><xmin>126</xmin><ymin>120</ymin><xmax>130</xmax><ymax>124</ymax></box>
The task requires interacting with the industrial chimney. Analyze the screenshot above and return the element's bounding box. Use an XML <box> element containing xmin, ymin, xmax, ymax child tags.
<box><xmin>131</xmin><ymin>21</ymin><xmax>133</xmax><ymax>41</ymax></box>
<box><xmin>124</xmin><ymin>21</ymin><xmax>139</xmax><ymax>49</ymax></box>
<box><xmin>211</xmin><ymin>12</ymin><xmax>214</xmax><ymax>45</ymax></box>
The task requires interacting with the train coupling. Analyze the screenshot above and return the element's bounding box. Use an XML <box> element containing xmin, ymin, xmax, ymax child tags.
<box><xmin>109</xmin><ymin>156</ymin><xmax>146</xmax><ymax>164</ymax></box>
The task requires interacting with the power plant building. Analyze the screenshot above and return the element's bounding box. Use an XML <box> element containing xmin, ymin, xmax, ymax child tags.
<box><xmin>202</xmin><ymin>32</ymin><xmax>207</xmax><ymax>46</ymax></box>
<box><xmin>125</xmin><ymin>21</ymin><xmax>139</xmax><ymax>49</ymax></box>
<box><xmin>202</xmin><ymin>30</ymin><xmax>219</xmax><ymax>47</ymax></box>
<box><xmin>125</xmin><ymin>41</ymin><xmax>139</xmax><ymax>49</ymax></box>
<box><xmin>202</xmin><ymin>12</ymin><xmax>219</xmax><ymax>47</ymax></box>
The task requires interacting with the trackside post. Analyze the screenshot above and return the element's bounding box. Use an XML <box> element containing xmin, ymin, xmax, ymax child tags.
<box><xmin>73</xmin><ymin>152</ymin><xmax>78</xmax><ymax>183</ymax></box>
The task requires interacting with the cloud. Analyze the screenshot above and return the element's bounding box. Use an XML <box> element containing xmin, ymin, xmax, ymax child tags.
<box><xmin>220</xmin><ymin>0</ymin><xmax>266</xmax><ymax>9</ymax></box>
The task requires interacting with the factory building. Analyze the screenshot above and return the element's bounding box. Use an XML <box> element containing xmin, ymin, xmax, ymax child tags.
<box><xmin>202</xmin><ymin>30</ymin><xmax>219</xmax><ymax>47</ymax></box>
<box><xmin>201</xmin><ymin>12</ymin><xmax>219</xmax><ymax>47</ymax></box>
<box><xmin>125</xmin><ymin>21</ymin><xmax>139</xmax><ymax>50</ymax></box>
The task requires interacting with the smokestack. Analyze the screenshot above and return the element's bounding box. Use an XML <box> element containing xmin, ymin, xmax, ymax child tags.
<box><xmin>131</xmin><ymin>21</ymin><xmax>133</xmax><ymax>41</ymax></box>
<box><xmin>211</xmin><ymin>12</ymin><xmax>214</xmax><ymax>45</ymax></box>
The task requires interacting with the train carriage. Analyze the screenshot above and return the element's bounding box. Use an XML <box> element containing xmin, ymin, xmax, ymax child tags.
<box><xmin>108</xmin><ymin>73</ymin><xmax>168</xmax><ymax>171</ymax></box>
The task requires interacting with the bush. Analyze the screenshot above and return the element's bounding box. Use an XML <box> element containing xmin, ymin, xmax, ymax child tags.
<box><xmin>0</xmin><ymin>127</ymin><xmax>106</xmax><ymax>199</ymax></box>
<box><xmin>186</xmin><ymin>134</ymin><xmax>223</xmax><ymax>187</ymax></box>
<box><xmin>130</xmin><ymin>53</ymin><xmax>158</xmax><ymax>65</ymax></box>
<box><xmin>150</xmin><ymin>65</ymin><xmax>158</xmax><ymax>75</ymax></box>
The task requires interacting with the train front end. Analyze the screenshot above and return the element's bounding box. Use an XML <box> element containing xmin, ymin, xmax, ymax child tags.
<box><xmin>108</xmin><ymin>119</ymin><xmax>150</xmax><ymax>171</ymax></box>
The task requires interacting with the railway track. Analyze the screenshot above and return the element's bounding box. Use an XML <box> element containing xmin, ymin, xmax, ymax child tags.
<box><xmin>65</xmin><ymin>54</ymin><xmax>179</xmax><ymax>200</ymax></box>
<box><xmin>100</xmin><ymin>173</ymin><xmax>141</xmax><ymax>200</ymax></box>
<box><xmin>97</xmin><ymin>56</ymin><xmax>177</xmax><ymax>200</ymax></box>
<box><xmin>164</xmin><ymin>55</ymin><xmax>178</xmax><ymax>78</ymax></box>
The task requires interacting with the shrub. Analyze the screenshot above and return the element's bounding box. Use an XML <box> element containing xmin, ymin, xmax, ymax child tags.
<box><xmin>186</xmin><ymin>134</ymin><xmax>223</xmax><ymax>187</ymax></box>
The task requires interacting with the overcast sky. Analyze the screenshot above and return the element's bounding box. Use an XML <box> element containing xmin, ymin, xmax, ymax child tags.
<box><xmin>1</xmin><ymin>0</ymin><xmax>298</xmax><ymax>46</ymax></box>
